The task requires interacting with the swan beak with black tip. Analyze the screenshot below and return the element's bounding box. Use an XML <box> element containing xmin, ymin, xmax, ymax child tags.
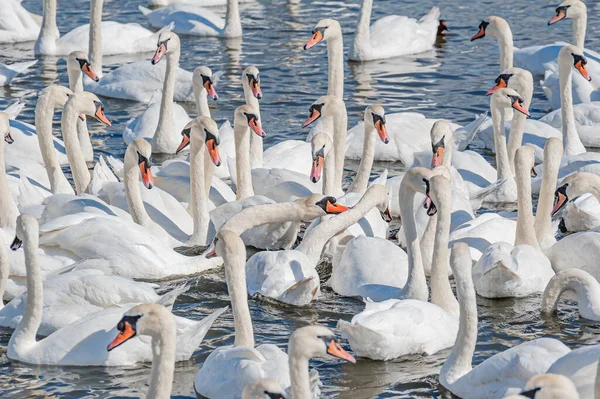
<box><xmin>304</xmin><ymin>28</ymin><xmax>324</xmax><ymax>50</ymax></box>
<box><xmin>374</xmin><ymin>116</ymin><xmax>389</xmax><ymax>144</ymax></box>
<box><xmin>246</xmin><ymin>114</ymin><xmax>266</xmax><ymax>137</ymax></box>
<box><xmin>431</xmin><ymin>139</ymin><xmax>445</xmax><ymax>168</ymax></box>
<box><xmin>310</xmin><ymin>155</ymin><xmax>323</xmax><ymax>183</ymax></box>
<box><xmin>10</xmin><ymin>236</ymin><xmax>22</xmax><ymax>251</ymax></box>
<box><xmin>4</xmin><ymin>130</ymin><xmax>14</xmax><ymax>144</ymax></box>
<box><xmin>302</xmin><ymin>103</ymin><xmax>323</xmax><ymax>128</ymax></box>
<box><xmin>530</xmin><ymin>165</ymin><xmax>537</xmax><ymax>178</ymax></box>
<box><xmin>107</xmin><ymin>315</ymin><xmax>141</xmax><ymax>351</ymax></box>
<box><xmin>205</xmin><ymin>131</ymin><xmax>221</xmax><ymax>166</ymax></box>
<box><xmin>94</xmin><ymin>101</ymin><xmax>112</xmax><ymax>126</ymax></box>
<box><xmin>552</xmin><ymin>184</ymin><xmax>569</xmax><ymax>216</ymax></box>
<box><xmin>205</xmin><ymin>240</ymin><xmax>217</xmax><ymax>258</ymax></box>
<box><xmin>509</xmin><ymin>96</ymin><xmax>530</xmax><ymax>117</ymax></box>
<box><xmin>151</xmin><ymin>40</ymin><xmax>168</xmax><ymax>65</ymax></box>
<box><xmin>471</xmin><ymin>21</ymin><xmax>488</xmax><ymax>41</ymax></box>
<box><xmin>326</xmin><ymin>338</ymin><xmax>356</xmax><ymax>363</ymax></box>
<box><xmin>380</xmin><ymin>206</ymin><xmax>392</xmax><ymax>222</ymax></box>
<box><xmin>548</xmin><ymin>6</ymin><xmax>568</xmax><ymax>25</ymax></box>
<box><xmin>249</xmin><ymin>75</ymin><xmax>262</xmax><ymax>99</ymax></box>
<box><xmin>204</xmin><ymin>78</ymin><xmax>218</xmax><ymax>101</ymax></box>
<box><xmin>573</xmin><ymin>54</ymin><xmax>592</xmax><ymax>81</ymax></box>
<box><xmin>176</xmin><ymin>127</ymin><xmax>191</xmax><ymax>154</ymax></box>
<box><xmin>138</xmin><ymin>153</ymin><xmax>154</xmax><ymax>189</ymax></box>
<box><xmin>81</xmin><ymin>61</ymin><xmax>99</xmax><ymax>82</ymax></box>
<box><xmin>487</xmin><ymin>74</ymin><xmax>511</xmax><ymax>96</ymax></box>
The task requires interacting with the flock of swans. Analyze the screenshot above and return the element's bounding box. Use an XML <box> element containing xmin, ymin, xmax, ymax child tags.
<box><xmin>2</xmin><ymin>0</ymin><xmax>600</xmax><ymax>397</ymax></box>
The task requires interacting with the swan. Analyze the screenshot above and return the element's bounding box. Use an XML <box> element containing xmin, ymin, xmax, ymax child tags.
<box><xmin>534</xmin><ymin>137</ymin><xmax>562</xmax><ymax>251</ymax></box>
<box><xmin>338</xmin><ymin>174</ymin><xmax>460</xmax><ymax>360</ymax></box>
<box><xmin>547</xmin><ymin>345</ymin><xmax>600</xmax><ymax>399</ymax></box>
<box><xmin>242</xmin><ymin>379</ymin><xmax>285</xmax><ymax>399</ymax></box>
<box><xmin>502</xmin><ymin>374</ymin><xmax>580</xmax><ymax>399</ymax></box>
<box><xmin>439</xmin><ymin>242</ymin><xmax>571</xmax><ymax>399</ymax></box>
<box><xmin>244</xmin><ymin>186</ymin><xmax>386</xmax><ymax>306</ymax></box>
<box><xmin>470</xmin><ymin>16</ymin><xmax>514</xmax><ymax>72</ymax></box>
<box><xmin>139</xmin><ymin>0</ymin><xmax>242</xmax><ymax>38</ymax></box>
<box><xmin>550</xmin><ymin>172</ymin><xmax>600</xmax><ymax>232</ymax></box>
<box><xmin>123</xmin><ymin>32</ymin><xmax>191</xmax><ymax>154</ymax></box>
<box><xmin>472</xmin><ymin>146</ymin><xmax>555</xmax><ymax>298</ymax></box>
<box><xmin>35</xmin><ymin>0</ymin><xmax>163</xmax><ymax>56</ymax></box>
<box><xmin>304</xmin><ymin>19</ymin><xmax>344</xmax><ymax>98</ymax></box>
<box><xmin>349</xmin><ymin>1</ymin><xmax>440</xmax><ymax>61</ymax></box>
<box><xmin>194</xmin><ymin>219</ymin><xmax>354</xmax><ymax>398</ymax></box>
<box><xmin>0</xmin><ymin>60</ymin><xmax>37</xmax><ymax>86</ymax></box>
<box><xmin>0</xmin><ymin>0</ymin><xmax>40</xmax><ymax>43</ymax></box>
<box><xmin>542</xmin><ymin>269</ymin><xmax>600</xmax><ymax>322</ymax></box>
<box><xmin>8</xmin><ymin>214</ymin><xmax>227</xmax><ymax>366</ymax></box>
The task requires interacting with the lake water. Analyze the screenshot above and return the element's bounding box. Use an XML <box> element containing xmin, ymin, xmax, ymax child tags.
<box><xmin>0</xmin><ymin>0</ymin><xmax>599</xmax><ymax>397</ymax></box>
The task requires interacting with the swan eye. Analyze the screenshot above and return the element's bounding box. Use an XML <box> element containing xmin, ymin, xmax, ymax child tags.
<box><xmin>479</xmin><ymin>21</ymin><xmax>489</xmax><ymax>30</ymax></box>
<box><xmin>205</xmin><ymin>128</ymin><xmax>220</xmax><ymax>146</ymax></box>
<box><xmin>75</xmin><ymin>57</ymin><xmax>90</xmax><ymax>70</ymax></box>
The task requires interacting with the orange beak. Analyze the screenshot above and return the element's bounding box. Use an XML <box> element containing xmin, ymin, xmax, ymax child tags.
<box><xmin>575</xmin><ymin>60</ymin><xmax>592</xmax><ymax>82</ymax></box>
<box><xmin>375</xmin><ymin>120</ymin><xmax>389</xmax><ymax>144</ymax></box>
<box><xmin>139</xmin><ymin>161</ymin><xmax>154</xmax><ymax>189</ymax></box>
<box><xmin>95</xmin><ymin>106</ymin><xmax>111</xmax><ymax>126</ymax></box>
<box><xmin>176</xmin><ymin>133</ymin><xmax>190</xmax><ymax>154</ymax></box>
<box><xmin>4</xmin><ymin>130</ymin><xmax>14</xmax><ymax>144</ymax></box>
<box><xmin>82</xmin><ymin>62</ymin><xmax>99</xmax><ymax>82</ymax></box>
<box><xmin>431</xmin><ymin>146</ymin><xmax>444</xmax><ymax>168</ymax></box>
<box><xmin>310</xmin><ymin>155</ymin><xmax>324</xmax><ymax>183</ymax></box>
<box><xmin>326</xmin><ymin>339</ymin><xmax>356</xmax><ymax>363</ymax></box>
<box><xmin>325</xmin><ymin>201</ymin><xmax>350</xmax><ymax>214</ymax></box>
<box><xmin>511</xmin><ymin>99</ymin><xmax>530</xmax><ymax>117</ymax></box>
<box><xmin>204</xmin><ymin>80</ymin><xmax>218</xmax><ymax>101</ymax></box>
<box><xmin>251</xmin><ymin>80</ymin><xmax>262</xmax><ymax>99</ymax></box>
<box><xmin>380</xmin><ymin>206</ymin><xmax>392</xmax><ymax>222</ymax></box>
<box><xmin>552</xmin><ymin>191</ymin><xmax>568</xmax><ymax>216</ymax></box>
<box><xmin>248</xmin><ymin>117</ymin><xmax>266</xmax><ymax>137</ymax></box>
<box><xmin>206</xmin><ymin>139</ymin><xmax>221</xmax><ymax>166</ymax></box>
<box><xmin>487</xmin><ymin>79</ymin><xmax>507</xmax><ymax>96</ymax></box>
<box><xmin>107</xmin><ymin>321</ymin><xmax>136</xmax><ymax>351</ymax></box>
<box><xmin>471</xmin><ymin>26</ymin><xmax>485</xmax><ymax>41</ymax></box>
<box><xmin>304</xmin><ymin>29</ymin><xmax>324</xmax><ymax>50</ymax></box>
<box><xmin>302</xmin><ymin>109</ymin><xmax>321</xmax><ymax>128</ymax></box>
<box><xmin>548</xmin><ymin>10</ymin><xmax>566</xmax><ymax>25</ymax></box>
<box><xmin>151</xmin><ymin>42</ymin><xmax>167</xmax><ymax>65</ymax></box>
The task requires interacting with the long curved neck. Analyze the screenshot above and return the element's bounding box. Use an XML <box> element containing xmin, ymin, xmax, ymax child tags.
<box><xmin>491</xmin><ymin>106</ymin><xmax>513</xmax><ymax>181</ymax></box>
<box><xmin>534</xmin><ymin>146</ymin><xmax>561</xmax><ymax>250</ymax></box>
<box><xmin>352</xmin><ymin>0</ymin><xmax>373</xmax><ymax>57</ymax></box>
<box><xmin>347</xmin><ymin>120</ymin><xmax>375</xmax><ymax>194</ymax></box>
<box><xmin>289</xmin><ymin>352</ymin><xmax>311</xmax><ymax>399</ymax></box>
<box><xmin>153</xmin><ymin>49</ymin><xmax>179</xmax><ymax>153</ymax></box>
<box><xmin>223</xmin><ymin>202</ymin><xmax>309</xmax><ymax>236</ymax></box>
<box><xmin>61</xmin><ymin>101</ymin><xmax>91</xmax><ymax>194</ymax></box>
<box><xmin>332</xmin><ymin>107</ymin><xmax>347</xmax><ymax>195</ymax></box>
<box><xmin>11</xmin><ymin>228</ymin><xmax>43</xmax><ymax>348</ymax></box>
<box><xmin>322</xmin><ymin>151</ymin><xmax>335</xmax><ymax>196</ymax></box>
<box><xmin>67</xmin><ymin>69</ymin><xmax>93</xmax><ymax>163</ymax></box>
<box><xmin>297</xmin><ymin>191</ymin><xmax>382</xmax><ymax>264</ymax></box>
<box><xmin>0</xmin><ymin>144</ymin><xmax>19</xmax><ymax>231</ymax></box>
<box><xmin>560</xmin><ymin>59</ymin><xmax>586</xmax><ymax>156</ymax></box>
<box><xmin>35</xmin><ymin>93</ymin><xmax>73</xmax><ymax>194</ymax></box>
<box><xmin>89</xmin><ymin>0</ymin><xmax>103</xmax><ymax>76</ymax></box>
<box><xmin>496</xmin><ymin>29</ymin><xmax>514</xmax><ymax>71</ymax></box>
<box><xmin>223</xmin><ymin>0</ymin><xmax>242</xmax><ymax>37</ymax></box>
<box><xmin>189</xmin><ymin>138</ymin><xmax>210</xmax><ymax>245</ymax></box>
<box><xmin>123</xmin><ymin>152</ymin><xmax>152</xmax><ymax>227</ymax></box>
<box><xmin>36</xmin><ymin>0</ymin><xmax>59</xmax><ymax>54</ymax></box>
<box><xmin>244</xmin><ymin>93</ymin><xmax>262</xmax><ymax>170</ymax></box>
<box><xmin>573</xmin><ymin>14</ymin><xmax>587</xmax><ymax>48</ymax></box>
<box><xmin>515</xmin><ymin>159</ymin><xmax>538</xmax><ymax>247</ymax></box>
<box><xmin>327</xmin><ymin>36</ymin><xmax>344</xmax><ymax>98</ymax></box>
<box><xmin>0</xmin><ymin>236</ymin><xmax>7</xmax><ymax>310</ymax></box>
<box><xmin>194</xmin><ymin>86</ymin><xmax>211</xmax><ymax>118</ymax></box>
<box><xmin>440</xmin><ymin>247</ymin><xmax>477</xmax><ymax>386</ymax></box>
<box><xmin>430</xmin><ymin>193</ymin><xmax>459</xmax><ymax>318</ymax></box>
<box><xmin>507</xmin><ymin>81</ymin><xmax>533</xmax><ymax>174</ymax></box>
<box><xmin>67</xmin><ymin>68</ymin><xmax>83</xmax><ymax>93</ymax></box>
<box><xmin>541</xmin><ymin>270</ymin><xmax>600</xmax><ymax>315</ymax></box>
<box><xmin>147</xmin><ymin>319</ymin><xmax>176</xmax><ymax>399</ymax></box>
<box><xmin>234</xmin><ymin>122</ymin><xmax>254</xmax><ymax>200</ymax></box>
<box><xmin>398</xmin><ymin>186</ymin><xmax>428</xmax><ymax>301</ymax></box>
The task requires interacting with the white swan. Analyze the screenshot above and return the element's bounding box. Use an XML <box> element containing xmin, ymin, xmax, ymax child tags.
<box><xmin>139</xmin><ymin>0</ymin><xmax>242</xmax><ymax>38</ymax></box>
<box><xmin>338</xmin><ymin>174</ymin><xmax>460</xmax><ymax>360</ymax></box>
<box><xmin>551</xmin><ymin>173</ymin><xmax>600</xmax><ymax>232</ymax></box>
<box><xmin>547</xmin><ymin>345</ymin><xmax>600</xmax><ymax>399</ymax></box>
<box><xmin>304</xmin><ymin>19</ymin><xmax>344</xmax><ymax>97</ymax></box>
<box><xmin>542</xmin><ymin>268</ymin><xmax>600</xmax><ymax>322</ymax></box>
<box><xmin>245</xmin><ymin>186</ymin><xmax>385</xmax><ymax>306</ymax></box>
<box><xmin>472</xmin><ymin>146</ymin><xmax>554</xmax><ymax>298</ymax></box>
<box><xmin>8</xmin><ymin>214</ymin><xmax>227</xmax><ymax>366</ymax></box>
<box><xmin>502</xmin><ymin>374</ymin><xmax>580</xmax><ymax>399</ymax></box>
<box><xmin>349</xmin><ymin>1</ymin><xmax>440</xmax><ymax>61</ymax></box>
<box><xmin>439</xmin><ymin>242</ymin><xmax>571</xmax><ymax>399</ymax></box>
<box><xmin>0</xmin><ymin>60</ymin><xmax>37</xmax><ymax>86</ymax></box>
<box><xmin>0</xmin><ymin>0</ymin><xmax>40</xmax><ymax>44</ymax></box>
<box><xmin>35</xmin><ymin>0</ymin><xmax>162</xmax><ymax>56</ymax></box>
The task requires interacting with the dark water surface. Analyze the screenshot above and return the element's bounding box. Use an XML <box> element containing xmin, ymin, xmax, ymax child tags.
<box><xmin>1</xmin><ymin>0</ymin><xmax>599</xmax><ymax>397</ymax></box>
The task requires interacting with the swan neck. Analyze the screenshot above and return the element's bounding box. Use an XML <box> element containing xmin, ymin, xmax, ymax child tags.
<box><xmin>560</xmin><ymin>57</ymin><xmax>586</xmax><ymax>155</ymax></box>
<box><xmin>507</xmin><ymin>82</ymin><xmax>532</xmax><ymax>173</ymax></box>
<box><xmin>234</xmin><ymin>123</ymin><xmax>255</xmax><ymax>200</ymax></box>
<box><xmin>223</xmin><ymin>202</ymin><xmax>305</xmax><ymax>236</ymax></box>
<box><xmin>333</xmin><ymin>106</ymin><xmax>347</xmax><ymax>195</ymax></box>
<box><xmin>147</xmin><ymin>318</ymin><xmax>177</xmax><ymax>399</ymax></box>
<box><xmin>189</xmin><ymin>138</ymin><xmax>210</xmax><ymax>245</ymax></box>
<box><xmin>497</xmin><ymin>29</ymin><xmax>514</xmax><ymax>71</ymax></box>
<box><xmin>541</xmin><ymin>270</ymin><xmax>600</xmax><ymax>316</ymax></box>
<box><xmin>0</xmin><ymin>236</ymin><xmax>8</xmax><ymax>309</ymax></box>
<box><xmin>573</xmin><ymin>14</ymin><xmax>586</xmax><ymax>48</ymax></box>
<box><xmin>327</xmin><ymin>36</ymin><xmax>344</xmax><ymax>98</ymax></box>
<box><xmin>244</xmin><ymin>95</ymin><xmax>262</xmax><ymax>170</ymax></box>
<box><xmin>534</xmin><ymin>150</ymin><xmax>560</xmax><ymax>249</ymax></box>
<box><xmin>36</xmin><ymin>0</ymin><xmax>58</xmax><ymax>54</ymax></box>
<box><xmin>289</xmin><ymin>354</ymin><xmax>311</xmax><ymax>399</ymax></box>
<box><xmin>322</xmin><ymin>150</ymin><xmax>335</xmax><ymax>196</ymax></box>
<box><xmin>67</xmin><ymin>68</ymin><xmax>83</xmax><ymax>93</ymax></box>
<box><xmin>61</xmin><ymin>101</ymin><xmax>91</xmax><ymax>194</ymax></box>
<box><xmin>0</xmin><ymin>143</ymin><xmax>18</xmax><ymax>231</ymax></box>
<box><xmin>352</xmin><ymin>0</ymin><xmax>372</xmax><ymax>58</ymax></box>
<box><xmin>491</xmin><ymin>106</ymin><xmax>513</xmax><ymax>181</ymax></box>
<box><xmin>194</xmin><ymin>86</ymin><xmax>211</xmax><ymax>118</ymax></box>
<box><xmin>515</xmin><ymin>158</ymin><xmax>538</xmax><ymax>247</ymax></box>
<box><xmin>123</xmin><ymin>150</ymin><xmax>151</xmax><ymax>226</ymax></box>
<box><xmin>224</xmin><ymin>0</ymin><xmax>242</xmax><ymax>38</ymax></box>
<box><xmin>347</xmin><ymin>120</ymin><xmax>375</xmax><ymax>194</ymax></box>
<box><xmin>153</xmin><ymin>49</ymin><xmax>179</xmax><ymax>153</ymax></box>
<box><xmin>89</xmin><ymin>0</ymin><xmax>103</xmax><ymax>76</ymax></box>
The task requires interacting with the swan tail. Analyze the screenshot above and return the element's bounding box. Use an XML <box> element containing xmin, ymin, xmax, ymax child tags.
<box><xmin>157</xmin><ymin>283</ymin><xmax>191</xmax><ymax>310</ymax></box>
<box><xmin>419</xmin><ymin>6</ymin><xmax>440</xmax><ymax>24</ymax></box>
<box><xmin>174</xmin><ymin>306</ymin><xmax>228</xmax><ymax>361</ymax></box>
<box><xmin>454</xmin><ymin>112</ymin><xmax>489</xmax><ymax>151</ymax></box>
<box><xmin>3</xmin><ymin>100</ymin><xmax>25</xmax><ymax>120</ymax></box>
<box><xmin>469</xmin><ymin>178</ymin><xmax>506</xmax><ymax>211</ymax></box>
<box><xmin>280</xmin><ymin>276</ymin><xmax>320</xmax><ymax>306</ymax></box>
<box><xmin>138</xmin><ymin>5</ymin><xmax>151</xmax><ymax>16</ymax></box>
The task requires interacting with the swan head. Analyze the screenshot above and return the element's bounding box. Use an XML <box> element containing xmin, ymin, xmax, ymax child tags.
<box><xmin>518</xmin><ymin>373</ymin><xmax>579</xmax><ymax>398</ymax></box>
<box><xmin>297</xmin><ymin>194</ymin><xmax>349</xmax><ymax>218</ymax></box>
<box><xmin>177</xmin><ymin>117</ymin><xmax>221</xmax><ymax>166</ymax></box>
<box><xmin>471</xmin><ymin>16</ymin><xmax>509</xmax><ymax>42</ymax></box>
<box><xmin>11</xmin><ymin>214</ymin><xmax>38</xmax><ymax>251</ymax></box>
<box><xmin>549</xmin><ymin>0</ymin><xmax>586</xmax><ymax>25</ymax></box>
<box><xmin>243</xmin><ymin>66</ymin><xmax>262</xmax><ymax>100</ymax></box>
<box><xmin>151</xmin><ymin>31</ymin><xmax>180</xmax><ymax>65</ymax></box>
<box><xmin>400</xmin><ymin>167</ymin><xmax>437</xmax><ymax>215</ymax></box>
<box><xmin>559</xmin><ymin>45</ymin><xmax>591</xmax><ymax>81</ymax></box>
<box><xmin>67</xmin><ymin>50</ymin><xmax>99</xmax><ymax>82</ymax></box>
<box><xmin>235</xmin><ymin>104</ymin><xmax>265</xmax><ymax>138</ymax></box>
<box><xmin>302</xmin><ymin>95</ymin><xmax>344</xmax><ymax>128</ymax></box>
<box><xmin>490</xmin><ymin>88</ymin><xmax>530</xmax><ymax>117</ymax></box>
<box><xmin>128</xmin><ymin>138</ymin><xmax>154</xmax><ymax>189</ymax></box>
<box><xmin>242</xmin><ymin>379</ymin><xmax>286</xmax><ymax>399</ymax></box>
<box><xmin>364</xmin><ymin>184</ymin><xmax>392</xmax><ymax>222</ymax></box>
<box><xmin>107</xmin><ymin>303</ymin><xmax>175</xmax><ymax>351</ymax></box>
<box><xmin>310</xmin><ymin>133</ymin><xmax>333</xmax><ymax>183</ymax></box>
<box><xmin>193</xmin><ymin>66</ymin><xmax>218</xmax><ymax>101</ymax></box>
<box><xmin>304</xmin><ymin>19</ymin><xmax>342</xmax><ymax>50</ymax></box>
<box><xmin>67</xmin><ymin>92</ymin><xmax>112</xmax><ymax>127</ymax></box>
<box><xmin>487</xmin><ymin>68</ymin><xmax>533</xmax><ymax>98</ymax></box>
<box><xmin>0</xmin><ymin>112</ymin><xmax>12</xmax><ymax>145</ymax></box>
<box><xmin>41</xmin><ymin>85</ymin><xmax>74</xmax><ymax>109</ymax></box>
<box><xmin>289</xmin><ymin>325</ymin><xmax>355</xmax><ymax>363</ymax></box>
<box><xmin>365</xmin><ymin>105</ymin><xmax>389</xmax><ymax>144</ymax></box>
<box><xmin>430</xmin><ymin>120</ymin><xmax>453</xmax><ymax>168</ymax></box>
<box><xmin>552</xmin><ymin>172</ymin><xmax>600</xmax><ymax>216</ymax></box>
<box><xmin>515</xmin><ymin>146</ymin><xmax>536</xmax><ymax>179</ymax></box>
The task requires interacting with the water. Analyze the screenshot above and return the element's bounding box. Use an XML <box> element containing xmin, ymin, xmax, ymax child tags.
<box><xmin>1</xmin><ymin>0</ymin><xmax>599</xmax><ymax>397</ymax></box>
